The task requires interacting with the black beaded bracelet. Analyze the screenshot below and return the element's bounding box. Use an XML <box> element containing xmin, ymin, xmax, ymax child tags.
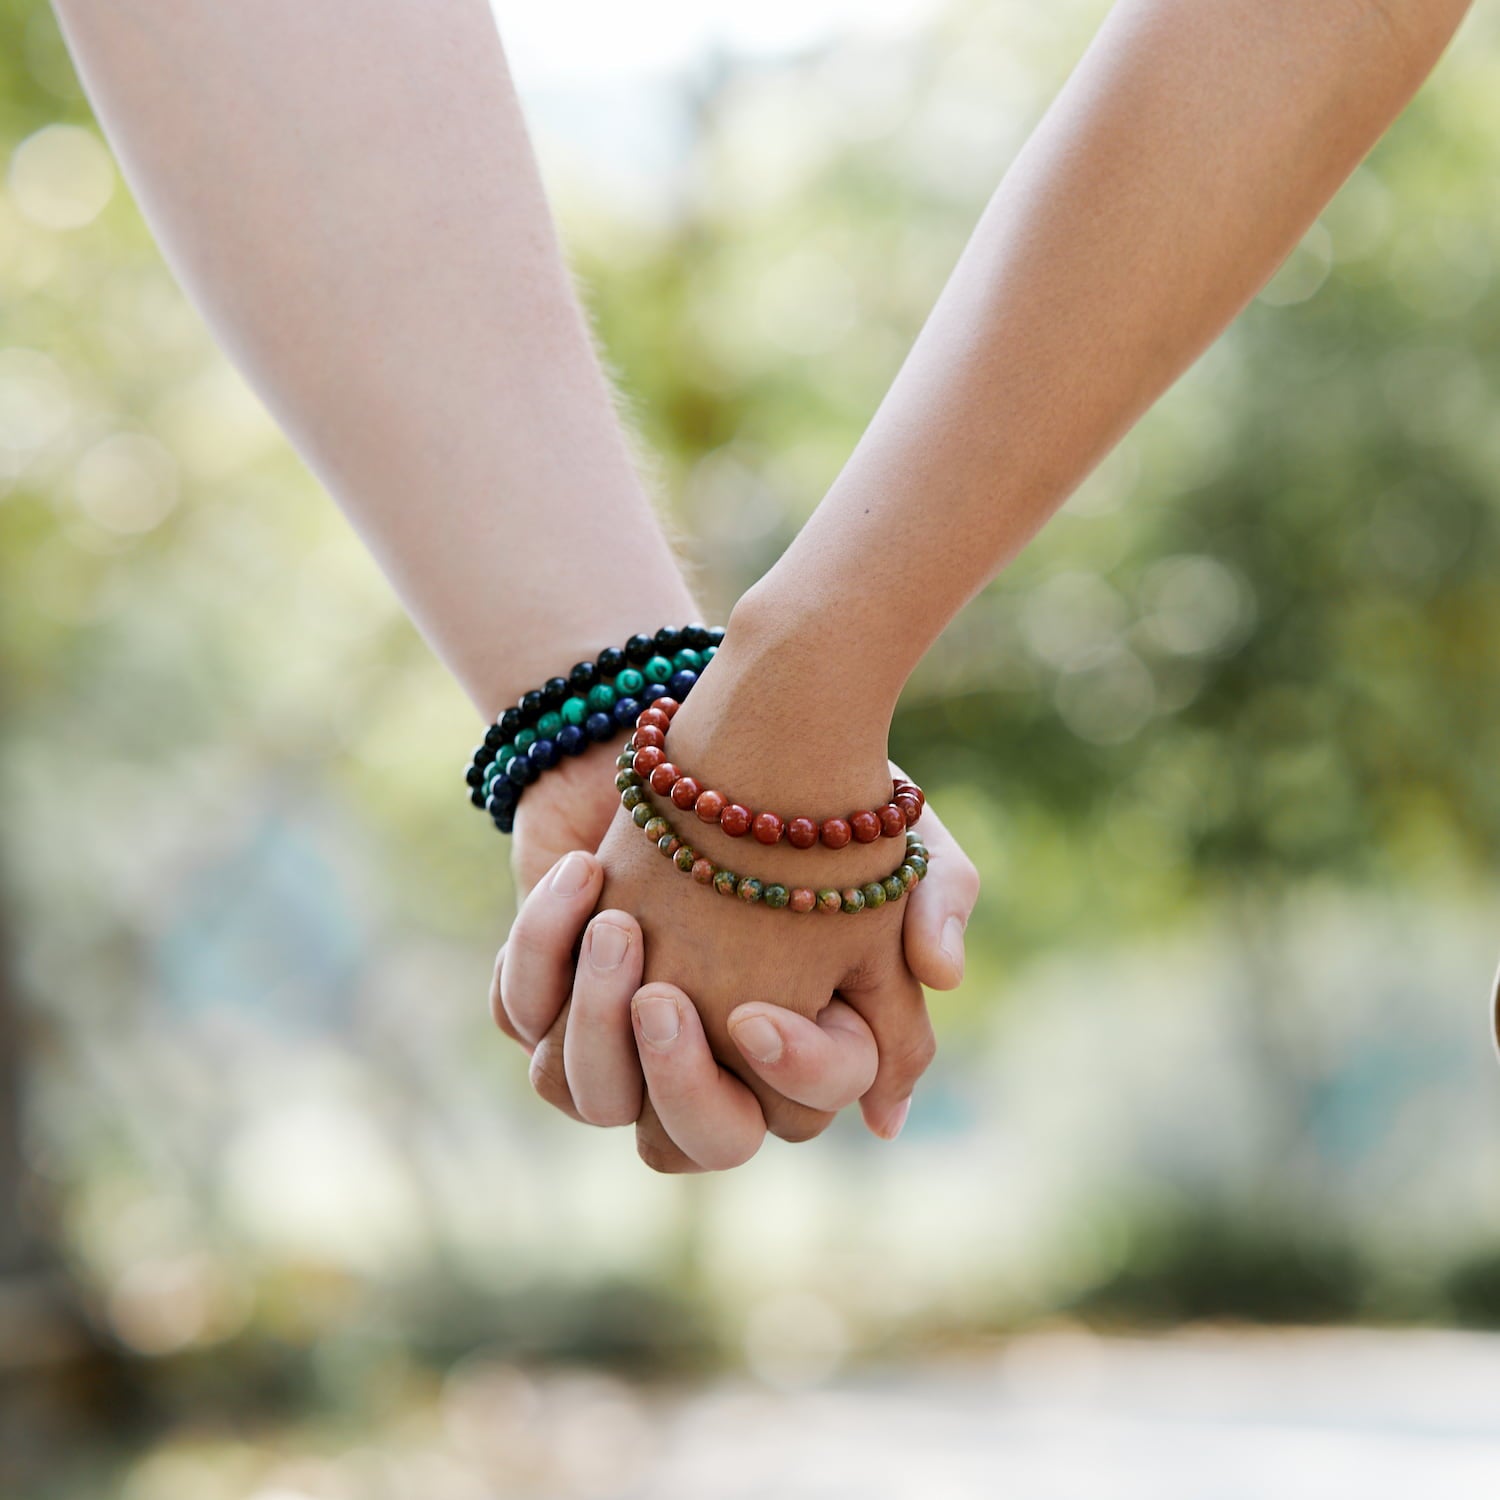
<box><xmin>464</xmin><ymin>624</ymin><xmax>725</xmax><ymax>834</ymax></box>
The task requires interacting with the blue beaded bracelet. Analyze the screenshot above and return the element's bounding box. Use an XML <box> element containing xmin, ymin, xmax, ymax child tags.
<box><xmin>464</xmin><ymin>623</ymin><xmax>724</xmax><ymax>833</ymax></box>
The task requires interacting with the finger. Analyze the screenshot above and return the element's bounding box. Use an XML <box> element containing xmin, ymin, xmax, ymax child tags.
<box><xmin>527</xmin><ymin>1000</ymin><xmax>584</xmax><ymax>1122</ymax></box>
<box><xmin>498</xmin><ymin>850</ymin><xmax>602</xmax><ymax>1045</ymax></box>
<box><xmin>488</xmin><ymin>945</ymin><xmax>531</xmax><ymax>1052</ymax></box>
<box><xmin>900</xmin><ymin>799</ymin><xmax>980</xmax><ymax>992</ymax></box>
<box><xmin>633</xmin><ymin>1096</ymin><xmax>709</xmax><ymax>1175</ymax></box>
<box><xmin>726</xmin><ymin>999</ymin><xmax>877</xmax><ymax>1113</ymax></box>
<box><xmin>564</xmin><ymin>912</ymin><xmax>646</xmax><ymax>1126</ymax></box>
<box><xmin>630</xmin><ymin>983</ymin><xmax>765</xmax><ymax>1172</ymax></box>
<box><xmin>840</xmin><ymin>966</ymin><xmax>936</xmax><ymax>1141</ymax></box>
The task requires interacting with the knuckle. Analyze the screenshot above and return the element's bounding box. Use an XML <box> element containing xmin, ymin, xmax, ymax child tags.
<box><xmin>886</xmin><ymin>1028</ymin><xmax>938</xmax><ymax>1088</ymax></box>
<box><xmin>636</xmin><ymin>1131</ymin><xmax>693</xmax><ymax>1175</ymax></box>
<box><xmin>764</xmin><ymin>1101</ymin><xmax>834</xmax><ymax>1146</ymax></box>
<box><xmin>528</xmin><ymin>1043</ymin><xmax>574</xmax><ymax>1113</ymax></box>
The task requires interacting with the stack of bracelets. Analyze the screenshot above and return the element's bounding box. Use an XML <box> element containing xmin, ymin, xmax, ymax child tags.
<box><xmin>464</xmin><ymin>624</ymin><xmax>932</xmax><ymax>911</ymax></box>
<box><xmin>464</xmin><ymin>624</ymin><xmax>723</xmax><ymax>833</ymax></box>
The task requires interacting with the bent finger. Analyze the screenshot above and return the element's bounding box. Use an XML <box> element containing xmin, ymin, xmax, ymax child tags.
<box><xmin>499</xmin><ymin>850</ymin><xmax>602</xmax><ymax>1045</ymax></box>
<box><xmin>840</xmin><ymin>965</ymin><xmax>936</xmax><ymax>1142</ymax></box>
<box><xmin>726</xmin><ymin>999</ymin><xmax>877</xmax><ymax>1113</ymax></box>
<box><xmin>900</xmin><ymin>798</ymin><xmax>980</xmax><ymax>992</ymax></box>
<box><xmin>564</xmin><ymin>912</ymin><xmax>646</xmax><ymax>1127</ymax></box>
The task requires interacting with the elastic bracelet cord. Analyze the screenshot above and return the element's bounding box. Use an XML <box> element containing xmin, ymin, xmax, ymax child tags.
<box><xmin>464</xmin><ymin>623</ymin><xmax>724</xmax><ymax>834</ymax></box>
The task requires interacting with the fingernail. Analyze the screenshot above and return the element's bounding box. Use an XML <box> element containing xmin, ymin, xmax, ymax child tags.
<box><xmin>634</xmin><ymin>993</ymin><xmax>680</xmax><ymax>1048</ymax></box>
<box><xmin>730</xmin><ymin>1014</ymin><xmax>783</xmax><ymax>1065</ymax></box>
<box><xmin>550</xmin><ymin>851</ymin><xmax>591</xmax><ymax>896</ymax></box>
<box><xmin>589</xmin><ymin>922</ymin><xmax>628</xmax><ymax>970</ymax></box>
<box><xmin>941</xmin><ymin>916</ymin><xmax>966</xmax><ymax>978</ymax></box>
<box><xmin>880</xmin><ymin>1097</ymin><xmax>912</xmax><ymax>1141</ymax></box>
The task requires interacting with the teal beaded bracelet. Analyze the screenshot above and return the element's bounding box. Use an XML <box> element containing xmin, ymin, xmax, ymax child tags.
<box><xmin>617</xmin><ymin>767</ymin><xmax>930</xmax><ymax>913</ymax></box>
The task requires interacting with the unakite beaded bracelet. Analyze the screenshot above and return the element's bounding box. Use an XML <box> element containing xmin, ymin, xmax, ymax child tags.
<box><xmin>616</xmin><ymin>764</ymin><xmax>931</xmax><ymax>913</ymax></box>
<box><xmin>464</xmin><ymin>624</ymin><xmax>723</xmax><ymax>833</ymax></box>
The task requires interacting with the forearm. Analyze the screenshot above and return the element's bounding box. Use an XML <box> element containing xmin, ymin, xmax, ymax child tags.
<box><xmin>715</xmin><ymin>0</ymin><xmax>1470</xmax><ymax>763</ymax></box>
<box><xmin>53</xmin><ymin>0</ymin><xmax>695</xmax><ymax>717</ymax></box>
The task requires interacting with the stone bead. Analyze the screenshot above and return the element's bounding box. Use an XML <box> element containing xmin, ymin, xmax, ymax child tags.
<box><xmin>702</xmin><ymin>646</ymin><xmax>717</xmax><ymax>665</ymax></box>
<box><xmin>708</xmin><ymin>626</ymin><xmax>726</xmax><ymax>647</ymax></box>
<box><xmin>631</xmin><ymin>799</ymin><xmax>653</xmax><ymax>825</ymax></box>
<box><xmin>658</xmin><ymin>834</ymin><xmax>680</xmax><ymax>857</ymax></box>
<box><xmin>819</xmin><ymin>817</ymin><xmax>852</xmax><ymax>849</ymax></box>
<box><xmin>896</xmin><ymin>793</ymin><xmax>922</xmax><ymax>826</ymax></box>
<box><xmin>617</xmin><ymin>749</ymin><xmax>634</xmax><ymax>769</ymax></box>
<box><xmin>612</xmin><ymin>696</ymin><xmax>642</xmax><ymax>728</ymax></box>
<box><xmin>736</xmin><ymin>876</ymin><xmax>764</xmax><ymax>904</ymax></box>
<box><xmin>499</xmin><ymin>707</ymin><xmax>523</xmax><ymax>739</ymax></box>
<box><xmin>882</xmin><ymin>875</ymin><xmax>905</xmax><ymax>903</ymax></box>
<box><xmin>492</xmin><ymin>810</ymin><xmax>515</xmax><ymax>833</ymax></box>
<box><xmin>817</xmin><ymin>889</ymin><xmax>842</xmax><ymax>913</ymax></box>
<box><xmin>496</xmin><ymin>743</ymin><xmax>517</xmax><ymax>769</ymax></box>
<box><xmin>762</xmin><ymin>884</ymin><xmax>790</xmax><ymax>910</ymax></box>
<box><xmin>483</xmin><ymin>723</ymin><xmax>505</xmax><ymax>751</ymax></box>
<box><xmin>537</xmin><ymin>710</ymin><xmax>563</xmax><ymax>738</ymax></box>
<box><xmin>615</xmin><ymin>768</ymin><xmax>642</xmax><ymax>791</ymax></box>
<box><xmin>906</xmin><ymin>841</ymin><xmax>930</xmax><ymax>863</ymax></box>
<box><xmin>507</xmin><ymin>754</ymin><xmax>540</xmax><ymax>786</ymax></box>
<box><xmin>649</xmin><ymin>763</ymin><xmax>679</xmax><ymax>796</ymax></box>
<box><xmin>879</xmin><ymin>803</ymin><xmax>907</xmax><ymax>839</ymax></box>
<box><xmin>713</xmin><ymin>869</ymin><xmax>739</xmax><ymax>896</ymax></box>
<box><xmin>789</xmin><ymin>888</ymin><xmax>817</xmax><ymax>913</ymax></box>
<box><xmin>611</xmin><ymin>667</ymin><xmax>642</xmax><ymax>695</ymax></box>
<box><xmin>862</xmin><ymin>882</ymin><xmax>887</xmax><ymax>910</ymax></box>
<box><xmin>786</xmin><ymin>817</ymin><xmax>818</xmax><ymax>849</ymax></box>
<box><xmin>691</xmin><ymin>857</ymin><xmax>716</xmax><ymax>885</ymax></box>
<box><xmin>519</xmin><ymin>689</ymin><xmax>545</xmax><ymax>723</ymax></box>
<box><xmin>905</xmin><ymin>853</ymin><xmax>928</xmax><ymax>879</ymax></box>
<box><xmin>529</xmin><ymin>738</ymin><xmax>560</xmax><ymax>770</ymax></box>
<box><xmin>682</xmin><ymin>623</ymin><xmax>713</xmax><ymax>650</ymax></box>
<box><xmin>596</xmin><ymin>645</ymin><xmax>627</xmax><ymax>677</ymax></box>
<box><xmin>636</xmin><ymin>707</ymin><xmax>671</xmax><ymax>735</ymax></box>
<box><xmin>672</xmin><ymin>647</ymin><xmax>703</xmax><ymax>673</ymax></box>
<box><xmin>641</xmin><ymin>682</ymin><xmax>671</xmax><ymax>704</ymax></box>
<box><xmin>670</xmin><ymin>776</ymin><xmax>701</xmax><ymax>810</ymax></box>
<box><xmin>752</xmin><ymin>811</ymin><xmax>784</xmax><ymax>845</ymax></box>
<box><xmin>466</xmin><ymin>761</ymin><xmax>485</xmax><ymax>788</ymax></box>
<box><xmin>850</xmin><ymin>810</ymin><xmax>882</xmax><ymax>843</ymax></box>
<box><xmin>586</xmin><ymin>683</ymin><xmax>617</xmax><ymax>713</ymax></box>
<box><xmin>513</xmin><ymin>727</ymin><xmax>537</xmax><ymax>753</ymax></box>
<box><xmin>644</xmin><ymin>816</ymin><xmax>671</xmax><ymax>842</ymax></box>
<box><xmin>633</xmin><ymin>745</ymin><xmax>666</xmax><ymax>777</ymax></box>
<box><xmin>653</xmin><ymin>626</ymin><xmax>683</xmax><ymax>655</ymax></box>
<box><xmin>541</xmin><ymin>676</ymin><xmax>569</xmax><ymax>711</ymax></box>
<box><xmin>667</xmin><ymin>669</ymin><xmax>698</xmax><ymax>700</ymax></box>
<box><xmin>673</xmin><ymin>845</ymin><xmax>697</xmax><ymax>873</ymax></box>
<box><xmin>655</xmin><ymin>697</ymin><xmax>681</xmax><ymax>719</ymax></box>
<box><xmin>695</xmin><ymin>788</ymin><xmax>726</xmax><ymax>824</ymax></box>
<box><xmin>897</xmin><ymin>863</ymin><xmax>919</xmax><ymax>890</ymax></box>
<box><xmin>840</xmin><ymin>888</ymin><xmax>866</xmax><ymax>914</ymax></box>
<box><xmin>633</xmin><ymin>724</ymin><xmax>665</xmax><ymax>751</ymax></box>
<box><xmin>584</xmin><ymin>712</ymin><xmax>615</xmax><ymax>743</ymax></box>
<box><xmin>644</xmin><ymin>654</ymin><xmax>674</xmax><ymax>684</ymax></box>
<box><xmin>557</xmin><ymin>725</ymin><xmax>587</xmax><ymax>757</ymax></box>
<box><xmin>624</xmin><ymin>633</ymin><xmax>654</xmax><ymax>666</ymax></box>
<box><xmin>719</xmin><ymin>804</ymin><xmax>752</xmax><ymax>838</ymax></box>
<box><xmin>561</xmin><ymin>695</ymin><xmax>589</xmax><ymax>726</ymax></box>
<box><xmin>488</xmin><ymin>779</ymin><xmax>519</xmax><ymax>814</ymax></box>
<box><xmin>568</xmin><ymin>660</ymin><xmax>598</xmax><ymax>693</ymax></box>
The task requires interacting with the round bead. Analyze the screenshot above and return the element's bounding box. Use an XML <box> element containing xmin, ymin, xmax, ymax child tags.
<box><xmin>762</xmin><ymin>884</ymin><xmax>790</xmax><ymax>910</ymax></box>
<box><xmin>752</xmin><ymin>811</ymin><xmax>784</xmax><ymax>845</ymax></box>
<box><xmin>817</xmin><ymin>889</ymin><xmax>842</xmax><ymax>913</ymax></box>
<box><xmin>862</xmin><ymin>882</ymin><xmax>887</xmax><ymax>910</ymax></box>
<box><xmin>655</xmin><ymin>697</ymin><xmax>681</xmax><ymax>719</ymax></box>
<box><xmin>499</xmin><ymin>707</ymin><xmax>523</xmax><ymax>739</ymax></box>
<box><xmin>528</xmin><ymin>738</ymin><xmax>560</xmax><ymax>770</ymax></box>
<box><xmin>879</xmin><ymin>804</ymin><xmax>907</xmax><ymax>839</ymax></box>
<box><xmin>850</xmin><ymin>810</ymin><xmax>882</xmax><ymax>844</ymax></box>
<box><xmin>560</xmin><ymin>696</ymin><xmax>589</xmax><ymax>726</ymax></box>
<box><xmin>789</xmin><ymin>888</ymin><xmax>817</xmax><ymax>913</ymax></box>
<box><xmin>905</xmin><ymin>853</ymin><xmax>928</xmax><ymax>879</ymax></box>
<box><xmin>615</xmin><ymin>667</ymin><xmax>645</xmax><ymax>696</ymax></box>
<box><xmin>682</xmin><ymin>623</ymin><xmax>713</xmax><ymax>651</ymax></box>
<box><xmin>840</xmin><ymin>888</ymin><xmax>866</xmax><ymax>914</ymax></box>
<box><xmin>670</xmin><ymin>776</ymin><xmax>701</xmax><ymax>810</ymax></box>
<box><xmin>483</xmin><ymin>723</ymin><xmax>505</xmax><ymax>751</ymax></box>
<box><xmin>906</xmin><ymin>841</ymin><xmax>930</xmax><ymax>862</ymax></box>
<box><xmin>541</xmin><ymin>676</ymin><xmax>569</xmax><ymax>711</ymax></box>
<box><xmin>465</xmin><ymin>762</ymin><xmax>484</xmax><ymax>788</ymax></box>
<box><xmin>586</xmin><ymin>683</ymin><xmax>617</xmax><ymax>713</ymax></box>
<box><xmin>691</xmin><ymin>857</ymin><xmax>716</xmax><ymax>885</ymax></box>
<box><xmin>719</xmin><ymin>804</ymin><xmax>752</xmax><ymax>838</ymax></box>
<box><xmin>673</xmin><ymin>845</ymin><xmax>697</xmax><ymax>873</ymax></box>
<box><xmin>643</xmin><ymin>816</ymin><xmax>671</xmax><ymax>842</ymax></box>
<box><xmin>633</xmin><ymin>724</ymin><xmax>665</xmax><ymax>751</ymax></box>
<box><xmin>897</xmin><ymin>863</ymin><xmax>919</xmax><ymax>890</ymax></box>
<box><xmin>584</xmin><ymin>712</ymin><xmax>615</xmax><ymax>743</ymax></box>
<box><xmin>895</xmin><ymin>793</ymin><xmax>922</xmax><ymax>826</ymax></box>
<box><xmin>648</xmin><ymin>763</ymin><xmax>679</xmax><ymax>795</ymax></box>
<box><xmin>556</xmin><ymin>725</ymin><xmax>587</xmax><ymax>757</ymax></box>
<box><xmin>612</xmin><ymin>696</ymin><xmax>642</xmax><ymax>728</ymax></box>
<box><xmin>667</xmin><ymin>669</ymin><xmax>698</xmax><ymax>699</ymax></box>
<box><xmin>641</xmin><ymin>681</ymin><xmax>671</xmax><ymax>704</ymax></box>
<box><xmin>519</xmin><ymin>689</ymin><xmax>544</xmax><ymax>724</ymax></box>
<box><xmin>495</xmin><ymin>744</ymin><xmax>517</xmax><ymax>769</ymax></box>
<box><xmin>536</xmin><ymin>710</ymin><xmax>563</xmax><ymax>738</ymax></box>
<box><xmin>631</xmin><ymin>800</ymin><xmax>653</xmax><ymax>825</ymax></box>
<box><xmin>819</xmin><ymin>818</ymin><xmax>852</xmax><ymax>850</ymax></box>
<box><xmin>653</xmin><ymin>626</ymin><xmax>683</xmax><ymax>655</ymax></box>
<box><xmin>694</xmin><ymin>788</ymin><xmax>726</xmax><ymax>823</ymax></box>
<box><xmin>617</xmin><ymin>749</ymin><xmax>634</xmax><ymax>769</ymax></box>
<box><xmin>513</xmin><ymin>727</ymin><xmax>537</xmax><ymax>753</ymax></box>
<box><xmin>672</xmin><ymin>647</ymin><xmax>703</xmax><ymax>673</ymax></box>
<box><xmin>658</xmin><ymin>834</ymin><xmax>679</xmax><ymax>857</ymax></box>
<box><xmin>702</xmin><ymin>646</ymin><xmax>717</xmax><ymax>665</ymax></box>
<box><xmin>596</xmin><ymin>646</ymin><xmax>627</xmax><ymax>677</ymax></box>
<box><xmin>636</xmin><ymin>707</ymin><xmax>671</xmax><ymax>735</ymax></box>
<box><xmin>882</xmin><ymin>875</ymin><xmax>905</xmax><ymax>903</ymax></box>
<box><xmin>492</xmin><ymin>811</ymin><xmax>515</xmax><ymax>834</ymax></box>
<box><xmin>623</xmin><ymin>633</ymin><xmax>654</xmax><ymax>666</ymax></box>
<box><xmin>707</xmin><ymin>626</ymin><xmax>726</xmax><ymax>647</ymax></box>
<box><xmin>569</xmin><ymin>660</ymin><xmax>598</xmax><ymax>693</ymax></box>
<box><xmin>507</xmin><ymin>755</ymin><xmax>539</xmax><ymax>786</ymax></box>
<box><xmin>643</xmin><ymin>655</ymin><xmax>674</xmax><ymax>685</ymax></box>
<box><xmin>488</xmin><ymin>779</ymin><xmax>519</xmax><ymax>814</ymax></box>
<box><xmin>633</xmin><ymin>745</ymin><xmax>665</xmax><ymax>777</ymax></box>
<box><xmin>786</xmin><ymin>817</ymin><xmax>818</xmax><ymax>849</ymax></box>
<box><xmin>736</xmin><ymin>876</ymin><xmax>763</xmax><ymax>904</ymax></box>
<box><xmin>615</xmin><ymin>768</ymin><xmax>641</xmax><ymax>792</ymax></box>
<box><xmin>713</xmin><ymin>869</ymin><xmax>739</xmax><ymax>896</ymax></box>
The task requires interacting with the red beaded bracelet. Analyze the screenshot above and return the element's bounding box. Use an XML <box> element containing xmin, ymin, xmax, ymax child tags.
<box><xmin>626</xmin><ymin>704</ymin><xmax>924</xmax><ymax>849</ymax></box>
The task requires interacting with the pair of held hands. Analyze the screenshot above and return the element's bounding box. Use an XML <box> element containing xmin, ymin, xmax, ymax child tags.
<box><xmin>487</xmin><ymin>712</ymin><xmax>981</xmax><ymax>1174</ymax></box>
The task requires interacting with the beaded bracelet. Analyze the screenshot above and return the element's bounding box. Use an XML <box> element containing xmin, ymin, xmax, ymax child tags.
<box><xmin>464</xmin><ymin>624</ymin><xmax>724</xmax><ymax>833</ymax></box>
<box><xmin>625</xmin><ymin>708</ymin><xmax>924</xmax><ymax>847</ymax></box>
<box><xmin>616</xmin><ymin>767</ymin><xmax>931</xmax><ymax>913</ymax></box>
